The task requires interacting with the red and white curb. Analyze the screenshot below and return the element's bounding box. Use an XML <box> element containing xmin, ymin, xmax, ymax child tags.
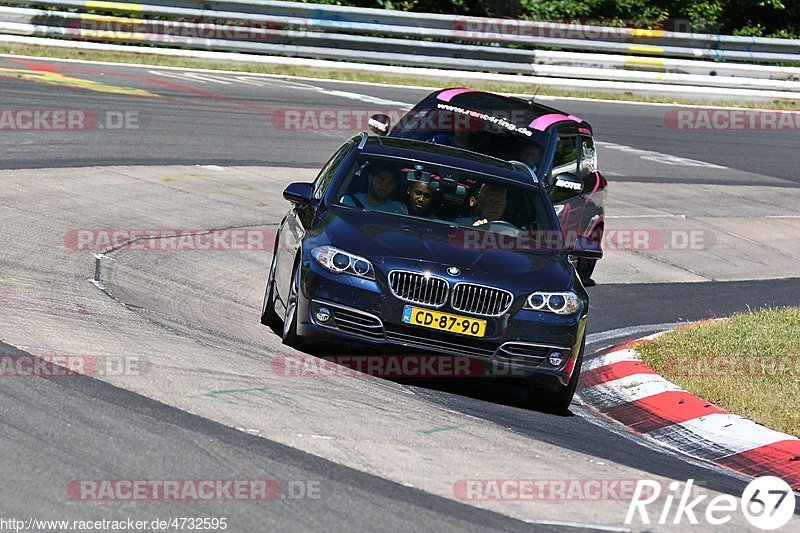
<box><xmin>579</xmin><ymin>331</ymin><xmax>800</xmax><ymax>491</ymax></box>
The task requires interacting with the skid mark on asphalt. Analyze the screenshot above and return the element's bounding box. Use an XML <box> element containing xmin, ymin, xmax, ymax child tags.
<box><xmin>418</xmin><ymin>424</ymin><xmax>467</xmax><ymax>434</ymax></box>
<box><xmin>0</xmin><ymin>272</ymin><xmax>103</xmax><ymax>319</ymax></box>
<box><xmin>148</xmin><ymin>70</ymin><xmax>415</xmax><ymax>107</ymax></box>
<box><xmin>3</xmin><ymin>58</ymin><xmax>274</xmax><ymax>112</ymax></box>
<box><xmin>2</xmin><ymin>59</ymin><xmax>412</xmax><ymax>142</ymax></box>
<box><xmin>196</xmin><ymin>385</ymin><xmax>411</xmax><ymax>422</ymax></box>
<box><xmin>198</xmin><ymin>387</ymin><xmax>326</xmax><ymax>415</ymax></box>
<box><xmin>26</xmin><ymin>61</ymin><xmax>414</xmax><ymax>124</ymax></box>
<box><xmin>0</xmin><ymin>289</ymin><xmax>96</xmax><ymax>318</ymax></box>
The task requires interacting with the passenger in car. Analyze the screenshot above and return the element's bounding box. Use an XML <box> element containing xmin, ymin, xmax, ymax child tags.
<box><xmin>519</xmin><ymin>142</ymin><xmax>543</xmax><ymax>174</ymax></box>
<box><xmin>453</xmin><ymin>183</ymin><xmax>508</xmax><ymax>227</ymax></box>
<box><xmin>450</xmin><ymin>128</ymin><xmax>475</xmax><ymax>150</ymax></box>
<box><xmin>429</xmin><ymin>117</ymin><xmax>479</xmax><ymax>151</ymax></box>
<box><xmin>406</xmin><ymin>182</ymin><xmax>435</xmax><ymax>217</ymax></box>
<box><xmin>342</xmin><ymin>165</ymin><xmax>408</xmax><ymax>214</ymax></box>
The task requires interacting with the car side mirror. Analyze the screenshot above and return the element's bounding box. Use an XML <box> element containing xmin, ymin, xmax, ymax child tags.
<box><xmin>368</xmin><ymin>114</ymin><xmax>391</xmax><ymax>135</ymax></box>
<box><xmin>553</xmin><ymin>172</ymin><xmax>584</xmax><ymax>194</ymax></box>
<box><xmin>569</xmin><ymin>235</ymin><xmax>603</xmax><ymax>260</ymax></box>
<box><xmin>283</xmin><ymin>182</ymin><xmax>314</xmax><ymax>205</ymax></box>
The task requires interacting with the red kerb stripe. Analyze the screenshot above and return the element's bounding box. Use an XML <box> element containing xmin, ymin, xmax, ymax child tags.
<box><xmin>602</xmin><ymin>391</ymin><xmax>728</xmax><ymax>432</ymax></box>
<box><xmin>581</xmin><ymin>360</ymin><xmax>656</xmax><ymax>389</ymax></box>
<box><xmin>717</xmin><ymin>440</ymin><xmax>800</xmax><ymax>491</ymax></box>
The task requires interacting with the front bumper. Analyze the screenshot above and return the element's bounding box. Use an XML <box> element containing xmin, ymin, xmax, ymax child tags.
<box><xmin>295</xmin><ymin>259</ymin><xmax>587</xmax><ymax>387</ymax></box>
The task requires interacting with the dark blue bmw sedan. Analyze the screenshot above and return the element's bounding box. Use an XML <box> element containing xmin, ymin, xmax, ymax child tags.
<box><xmin>261</xmin><ymin>133</ymin><xmax>600</xmax><ymax>412</ymax></box>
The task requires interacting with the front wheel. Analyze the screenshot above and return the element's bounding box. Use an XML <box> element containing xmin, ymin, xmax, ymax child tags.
<box><xmin>260</xmin><ymin>252</ymin><xmax>281</xmax><ymax>327</ymax></box>
<box><xmin>281</xmin><ymin>261</ymin><xmax>303</xmax><ymax>348</ymax></box>
<box><xmin>527</xmin><ymin>337</ymin><xmax>585</xmax><ymax>414</ymax></box>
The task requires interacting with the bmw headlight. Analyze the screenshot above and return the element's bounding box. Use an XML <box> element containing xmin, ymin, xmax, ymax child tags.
<box><xmin>523</xmin><ymin>291</ymin><xmax>580</xmax><ymax>315</ymax></box>
<box><xmin>312</xmin><ymin>246</ymin><xmax>375</xmax><ymax>280</ymax></box>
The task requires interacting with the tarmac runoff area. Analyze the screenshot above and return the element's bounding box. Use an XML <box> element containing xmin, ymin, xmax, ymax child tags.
<box><xmin>0</xmin><ymin>165</ymin><xmax>798</xmax><ymax>530</ymax></box>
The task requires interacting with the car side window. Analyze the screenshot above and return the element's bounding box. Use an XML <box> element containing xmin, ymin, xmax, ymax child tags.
<box><xmin>550</xmin><ymin>135</ymin><xmax>579</xmax><ymax>177</ymax></box>
<box><xmin>313</xmin><ymin>141</ymin><xmax>353</xmax><ymax>200</ymax></box>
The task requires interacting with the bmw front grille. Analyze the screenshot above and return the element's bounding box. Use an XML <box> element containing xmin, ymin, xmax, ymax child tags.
<box><xmin>451</xmin><ymin>283</ymin><xmax>513</xmax><ymax>317</ymax></box>
<box><xmin>388</xmin><ymin>270</ymin><xmax>449</xmax><ymax>307</ymax></box>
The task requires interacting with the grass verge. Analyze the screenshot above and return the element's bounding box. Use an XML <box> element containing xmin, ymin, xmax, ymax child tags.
<box><xmin>1</xmin><ymin>42</ymin><xmax>800</xmax><ymax>110</ymax></box>
<box><xmin>638</xmin><ymin>308</ymin><xmax>800</xmax><ymax>437</ymax></box>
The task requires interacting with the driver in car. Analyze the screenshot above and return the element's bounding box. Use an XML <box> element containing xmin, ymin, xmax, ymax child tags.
<box><xmin>342</xmin><ymin>165</ymin><xmax>408</xmax><ymax>214</ymax></box>
<box><xmin>454</xmin><ymin>183</ymin><xmax>507</xmax><ymax>227</ymax></box>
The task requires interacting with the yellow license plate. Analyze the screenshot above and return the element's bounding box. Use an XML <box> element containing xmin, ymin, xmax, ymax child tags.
<box><xmin>402</xmin><ymin>305</ymin><xmax>487</xmax><ymax>337</ymax></box>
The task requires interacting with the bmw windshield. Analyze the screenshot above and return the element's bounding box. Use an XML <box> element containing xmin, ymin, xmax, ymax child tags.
<box><xmin>333</xmin><ymin>154</ymin><xmax>556</xmax><ymax>235</ymax></box>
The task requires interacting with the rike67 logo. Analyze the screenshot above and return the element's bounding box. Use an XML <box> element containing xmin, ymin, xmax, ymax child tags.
<box><xmin>627</xmin><ymin>476</ymin><xmax>796</xmax><ymax>530</ymax></box>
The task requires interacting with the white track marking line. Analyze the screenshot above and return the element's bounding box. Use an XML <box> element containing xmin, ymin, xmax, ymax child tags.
<box><xmin>231</xmin><ymin>75</ymin><xmax>272</xmax><ymax>86</ymax></box>
<box><xmin>585</xmin><ymin>322</ymin><xmax>685</xmax><ymax>346</ymax></box>
<box><xmin>150</xmin><ymin>70</ymin><xmax>231</xmax><ymax>84</ymax></box>
<box><xmin>523</xmin><ymin>520</ymin><xmax>630</xmax><ymax>531</ymax></box>
<box><xmin>596</xmin><ymin>141</ymin><xmax>727</xmax><ymax>169</ymax></box>
<box><xmin>148</xmin><ymin>70</ymin><xmax>208</xmax><ymax>83</ymax></box>
<box><xmin>606</xmin><ymin>214</ymin><xmax>687</xmax><ymax>219</ymax></box>
<box><xmin>285</xmin><ymin>83</ymin><xmax>413</xmax><ymax>107</ymax></box>
<box><xmin>639</xmin><ymin>330</ymin><xmax>671</xmax><ymax>342</ymax></box>
<box><xmin>319</xmin><ymin>88</ymin><xmax>413</xmax><ymax>107</ymax></box>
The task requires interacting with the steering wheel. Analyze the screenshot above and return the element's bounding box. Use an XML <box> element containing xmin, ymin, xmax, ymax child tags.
<box><xmin>478</xmin><ymin>220</ymin><xmax>522</xmax><ymax>236</ymax></box>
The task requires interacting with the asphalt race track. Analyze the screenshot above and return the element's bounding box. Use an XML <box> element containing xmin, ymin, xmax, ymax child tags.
<box><xmin>1</xmin><ymin>55</ymin><xmax>799</xmax><ymax>531</ymax></box>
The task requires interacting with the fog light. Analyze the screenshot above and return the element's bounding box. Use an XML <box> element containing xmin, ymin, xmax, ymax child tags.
<box><xmin>548</xmin><ymin>351</ymin><xmax>564</xmax><ymax>366</ymax></box>
<box><xmin>315</xmin><ymin>306</ymin><xmax>332</xmax><ymax>323</ymax></box>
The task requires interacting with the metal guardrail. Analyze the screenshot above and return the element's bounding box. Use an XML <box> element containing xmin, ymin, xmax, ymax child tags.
<box><xmin>37</xmin><ymin>0</ymin><xmax>800</xmax><ymax>54</ymax></box>
<box><xmin>0</xmin><ymin>0</ymin><xmax>799</xmax><ymax>94</ymax></box>
<box><xmin>165</xmin><ymin>0</ymin><xmax>800</xmax><ymax>54</ymax></box>
<box><xmin>6</xmin><ymin>0</ymin><xmax>800</xmax><ymax>59</ymax></box>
